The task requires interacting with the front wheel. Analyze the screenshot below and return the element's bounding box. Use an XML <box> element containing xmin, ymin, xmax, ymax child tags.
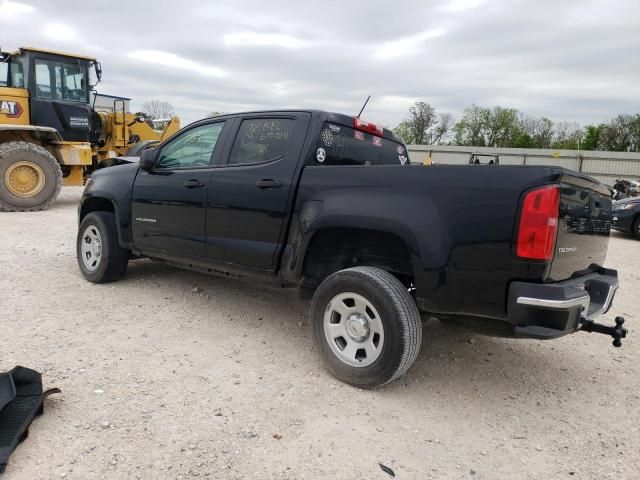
<box><xmin>633</xmin><ymin>217</ymin><xmax>640</xmax><ymax>240</ymax></box>
<box><xmin>310</xmin><ymin>267</ymin><xmax>422</xmax><ymax>388</ymax></box>
<box><xmin>77</xmin><ymin>212</ymin><xmax>128</xmax><ymax>283</ymax></box>
<box><xmin>0</xmin><ymin>141</ymin><xmax>63</xmax><ymax>211</ymax></box>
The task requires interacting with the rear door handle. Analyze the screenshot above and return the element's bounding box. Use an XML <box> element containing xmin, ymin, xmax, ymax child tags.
<box><xmin>183</xmin><ymin>179</ymin><xmax>205</xmax><ymax>189</ymax></box>
<box><xmin>255</xmin><ymin>179</ymin><xmax>283</xmax><ymax>189</ymax></box>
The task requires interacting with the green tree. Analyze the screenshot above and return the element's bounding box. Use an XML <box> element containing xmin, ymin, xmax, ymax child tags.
<box><xmin>582</xmin><ymin>124</ymin><xmax>603</xmax><ymax>150</ymax></box>
<box><xmin>453</xmin><ymin>104</ymin><xmax>487</xmax><ymax>146</ymax></box>
<box><xmin>599</xmin><ymin>114</ymin><xmax>640</xmax><ymax>152</ymax></box>
<box><xmin>551</xmin><ymin>121</ymin><xmax>583</xmax><ymax>150</ymax></box>
<box><xmin>454</xmin><ymin>105</ymin><xmax>521</xmax><ymax>147</ymax></box>
<box><xmin>511</xmin><ymin>132</ymin><xmax>534</xmax><ymax>148</ymax></box>
<box><xmin>393</xmin><ymin>102</ymin><xmax>454</xmax><ymax>145</ymax></box>
<box><xmin>392</xmin><ymin>121</ymin><xmax>414</xmax><ymax>144</ymax></box>
<box><xmin>630</xmin><ymin>114</ymin><xmax>640</xmax><ymax>152</ymax></box>
<box><xmin>407</xmin><ymin>101</ymin><xmax>436</xmax><ymax>144</ymax></box>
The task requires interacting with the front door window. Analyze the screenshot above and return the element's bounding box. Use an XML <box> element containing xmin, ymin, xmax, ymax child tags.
<box><xmin>156</xmin><ymin>122</ymin><xmax>226</xmax><ymax>169</ymax></box>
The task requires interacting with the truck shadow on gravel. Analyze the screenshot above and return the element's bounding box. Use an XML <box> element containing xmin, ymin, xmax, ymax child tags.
<box><xmin>610</xmin><ymin>230</ymin><xmax>638</xmax><ymax>244</ymax></box>
<box><xmin>120</xmin><ymin>259</ymin><xmax>598</xmax><ymax>396</ymax></box>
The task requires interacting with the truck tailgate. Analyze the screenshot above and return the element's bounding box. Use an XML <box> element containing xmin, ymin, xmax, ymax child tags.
<box><xmin>548</xmin><ymin>171</ymin><xmax>612</xmax><ymax>282</ymax></box>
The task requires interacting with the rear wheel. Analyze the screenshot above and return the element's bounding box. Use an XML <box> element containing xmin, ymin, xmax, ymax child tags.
<box><xmin>310</xmin><ymin>267</ymin><xmax>422</xmax><ymax>388</ymax></box>
<box><xmin>77</xmin><ymin>212</ymin><xmax>128</xmax><ymax>283</ymax></box>
<box><xmin>633</xmin><ymin>216</ymin><xmax>640</xmax><ymax>240</ymax></box>
<box><xmin>0</xmin><ymin>141</ymin><xmax>63</xmax><ymax>212</ymax></box>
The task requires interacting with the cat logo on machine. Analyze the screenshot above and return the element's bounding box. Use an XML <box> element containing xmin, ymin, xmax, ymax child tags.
<box><xmin>0</xmin><ymin>99</ymin><xmax>24</xmax><ymax>118</ymax></box>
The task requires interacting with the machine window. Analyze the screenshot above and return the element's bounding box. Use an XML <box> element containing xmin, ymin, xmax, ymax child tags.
<box><xmin>54</xmin><ymin>65</ymin><xmax>63</xmax><ymax>100</ymax></box>
<box><xmin>228</xmin><ymin>118</ymin><xmax>296</xmax><ymax>165</ymax></box>
<box><xmin>35</xmin><ymin>59</ymin><xmax>87</xmax><ymax>102</ymax></box>
<box><xmin>0</xmin><ymin>62</ymin><xmax>7</xmax><ymax>87</ymax></box>
<box><xmin>61</xmin><ymin>63</ymin><xmax>86</xmax><ymax>102</ymax></box>
<box><xmin>11</xmin><ymin>61</ymin><xmax>24</xmax><ymax>88</ymax></box>
<box><xmin>156</xmin><ymin>122</ymin><xmax>225</xmax><ymax>169</ymax></box>
<box><xmin>35</xmin><ymin>61</ymin><xmax>53</xmax><ymax>99</ymax></box>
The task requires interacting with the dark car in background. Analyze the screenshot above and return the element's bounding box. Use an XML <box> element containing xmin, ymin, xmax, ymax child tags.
<box><xmin>612</xmin><ymin>197</ymin><xmax>640</xmax><ymax>239</ymax></box>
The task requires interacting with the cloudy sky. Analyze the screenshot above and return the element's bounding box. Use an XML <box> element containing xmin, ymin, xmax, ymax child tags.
<box><xmin>1</xmin><ymin>0</ymin><xmax>639</xmax><ymax>127</ymax></box>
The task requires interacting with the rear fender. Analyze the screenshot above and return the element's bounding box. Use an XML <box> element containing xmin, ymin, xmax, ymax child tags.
<box><xmin>281</xmin><ymin>194</ymin><xmax>451</xmax><ymax>284</ymax></box>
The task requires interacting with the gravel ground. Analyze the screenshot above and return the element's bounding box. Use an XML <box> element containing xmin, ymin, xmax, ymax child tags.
<box><xmin>1</xmin><ymin>187</ymin><xmax>639</xmax><ymax>480</ymax></box>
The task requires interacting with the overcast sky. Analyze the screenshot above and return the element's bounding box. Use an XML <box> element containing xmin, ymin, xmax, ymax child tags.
<box><xmin>1</xmin><ymin>0</ymin><xmax>639</xmax><ymax>127</ymax></box>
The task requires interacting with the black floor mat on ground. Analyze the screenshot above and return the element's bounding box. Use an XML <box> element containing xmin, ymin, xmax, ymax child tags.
<box><xmin>0</xmin><ymin>366</ymin><xmax>59</xmax><ymax>474</ymax></box>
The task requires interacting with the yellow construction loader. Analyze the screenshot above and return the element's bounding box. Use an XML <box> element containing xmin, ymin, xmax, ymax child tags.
<box><xmin>0</xmin><ymin>47</ymin><xmax>179</xmax><ymax>211</ymax></box>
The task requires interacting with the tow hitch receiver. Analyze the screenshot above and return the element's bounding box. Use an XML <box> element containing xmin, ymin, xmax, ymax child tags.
<box><xmin>580</xmin><ymin>316</ymin><xmax>628</xmax><ymax>347</ymax></box>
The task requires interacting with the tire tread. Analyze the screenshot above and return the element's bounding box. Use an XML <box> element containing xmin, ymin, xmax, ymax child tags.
<box><xmin>311</xmin><ymin>266</ymin><xmax>422</xmax><ymax>387</ymax></box>
<box><xmin>77</xmin><ymin>212</ymin><xmax>128</xmax><ymax>283</ymax></box>
<box><xmin>0</xmin><ymin>141</ymin><xmax>63</xmax><ymax>212</ymax></box>
<box><xmin>346</xmin><ymin>267</ymin><xmax>422</xmax><ymax>384</ymax></box>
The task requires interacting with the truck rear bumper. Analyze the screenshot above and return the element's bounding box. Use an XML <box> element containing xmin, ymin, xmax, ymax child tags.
<box><xmin>507</xmin><ymin>268</ymin><xmax>619</xmax><ymax>339</ymax></box>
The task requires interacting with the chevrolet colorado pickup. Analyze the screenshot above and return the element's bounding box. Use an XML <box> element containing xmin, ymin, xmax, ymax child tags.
<box><xmin>76</xmin><ymin>110</ymin><xmax>627</xmax><ymax>387</ymax></box>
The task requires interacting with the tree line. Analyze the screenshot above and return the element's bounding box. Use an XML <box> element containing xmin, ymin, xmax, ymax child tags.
<box><xmin>393</xmin><ymin>101</ymin><xmax>640</xmax><ymax>152</ymax></box>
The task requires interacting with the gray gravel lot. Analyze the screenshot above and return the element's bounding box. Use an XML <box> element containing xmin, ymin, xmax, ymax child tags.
<box><xmin>1</xmin><ymin>187</ymin><xmax>639</xmax><ymax>479</ymax></box>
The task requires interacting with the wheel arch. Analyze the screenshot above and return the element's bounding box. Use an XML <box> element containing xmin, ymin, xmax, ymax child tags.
<box><xmin>79</xmin><ymin>195</ymin><xmax>128</xmax><ymax>249</ymax></box>
<box><xmin>297</xmin><ymin>225</ymin><xmax>419</xmax><ymax>297</ymax></box>
<box><xmin>0</xmin><ymin>125</ymin><xmax>63</xmax><ymax>145</ymax></box>
<box><xmin>633</xmin><ymin>213</ymin><xmax>640</xmax><ymax>238</ymax></box>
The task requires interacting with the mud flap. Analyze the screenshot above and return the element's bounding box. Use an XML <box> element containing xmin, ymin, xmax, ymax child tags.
<box><xmin>0</xmin><ymin>366</ymin><xmax>60</xmax><ymax>474</ymax></box>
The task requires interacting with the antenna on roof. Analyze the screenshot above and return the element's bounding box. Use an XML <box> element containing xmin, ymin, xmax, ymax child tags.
<box><xmin>356</xmin><ymin>95</ymin><xmax>371</xmax><ymax>118</ymax></box>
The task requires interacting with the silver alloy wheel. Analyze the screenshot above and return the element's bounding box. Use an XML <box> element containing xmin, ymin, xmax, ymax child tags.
<box><xmin>81</xmin><ymin>224</ymin><xmax>103</xmax><ymax>272</ymax></box>
<box><xmin>323</xmin><ymin>292</ymin><xmax>385</xmax><ymax>367</ymax></box>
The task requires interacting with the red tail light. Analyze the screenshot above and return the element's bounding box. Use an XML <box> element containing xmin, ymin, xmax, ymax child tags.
<box><xmin>354</xmin><ymin>117</ymin><xmax>383</xmax><ymax>136</ymax></box>
<box><xmin>516</xmin><ymin>185</ymin><xmax>560</xmax><ymax>261</ymax></box>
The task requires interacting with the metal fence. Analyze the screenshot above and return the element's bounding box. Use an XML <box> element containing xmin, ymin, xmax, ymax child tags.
<box><xmin>406</xmin><ymin>145</ymin><xmax>640</xmax><ymax>185</ymax></box>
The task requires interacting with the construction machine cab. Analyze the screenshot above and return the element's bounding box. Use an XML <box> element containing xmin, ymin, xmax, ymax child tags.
<box><xmin>1</xmin><ymin>47</ymin><xmax>101</xmax><ymax>141</ymax></box>
<box><xmin>1</xmin><ymin>46</ymin><xmax>179</xmax><ymax>212</ymax></box>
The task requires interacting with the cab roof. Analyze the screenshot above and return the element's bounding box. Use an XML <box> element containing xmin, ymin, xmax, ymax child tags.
<box><xmin>201</xmin><ymin>109</ymin><xmax>404</xmax><ymax>144</ymax></box>
<box><xmin>11</xmin><ymin>47</ymin><xmax>96</xmax><ymax>62</ymax></box>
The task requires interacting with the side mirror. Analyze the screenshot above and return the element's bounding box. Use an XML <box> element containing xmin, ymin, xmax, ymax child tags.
<box><xmin>139</xmin><ymin>148</ymin><xmax>157</xmax><ymax>171</ymax></box>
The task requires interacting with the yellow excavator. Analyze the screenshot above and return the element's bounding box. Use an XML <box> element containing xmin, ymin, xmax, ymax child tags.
<box><xmin>0</xmin><ymin>47</ymin><xmax>180</xmax><ymax>211</ymax></box>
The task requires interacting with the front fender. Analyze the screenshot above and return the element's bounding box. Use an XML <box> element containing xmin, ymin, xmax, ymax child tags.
<box><xmin>79</xmin><ymin>162</ymin><xmax>139</xmax><ymax>248</ymax></box>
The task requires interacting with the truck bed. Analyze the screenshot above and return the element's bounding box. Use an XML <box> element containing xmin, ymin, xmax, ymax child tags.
<box><xmin>293</xmin><ymin>164</ymin><xmax>612</xmax><ymax>320</ymax></box>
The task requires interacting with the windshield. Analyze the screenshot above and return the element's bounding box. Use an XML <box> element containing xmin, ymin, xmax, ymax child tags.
<box><xmin>35</xmin><ymin>59</ymin><xmax>88</xmax><ymax>102</ymax></box>
<box><xmin>314</xmin><ymin>122</ymin><xmax>408</xmax><ymax>166</ymax></box>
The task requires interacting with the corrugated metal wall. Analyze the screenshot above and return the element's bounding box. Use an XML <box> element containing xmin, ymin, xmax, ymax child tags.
<box><xmin>406</xmin><ymin>145</ymin><xmax>640</xmax><ymax>185</ymax></box>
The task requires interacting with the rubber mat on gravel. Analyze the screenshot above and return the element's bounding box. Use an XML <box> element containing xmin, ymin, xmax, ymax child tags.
<box><xmin>0</xmin><ymin>366</ymin><xmax>59</xmax><ymax>474</ymax></box>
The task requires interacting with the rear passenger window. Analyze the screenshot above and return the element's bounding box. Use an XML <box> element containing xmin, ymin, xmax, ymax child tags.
<box><xmin>228</xmin><ymin>118</ymin><xmax>295</xmax><ymax>165</ymax></box>
<box><xmin>314</xmin><ymin>122</ymin><xmax>407</xmax><ymax>166</ymax></box>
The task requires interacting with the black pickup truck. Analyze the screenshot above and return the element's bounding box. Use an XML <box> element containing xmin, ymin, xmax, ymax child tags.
<box><xmin>76</xmin><ymin>110</ymin><xmax>627</xmax><ymax>387</ymax></box>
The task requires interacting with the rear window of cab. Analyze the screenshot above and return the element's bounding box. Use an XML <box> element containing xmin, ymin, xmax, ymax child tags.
<box><xmin>313</xmin><ymin>122</ymin><xmax>409</xmax><ymax>166</ymax></box>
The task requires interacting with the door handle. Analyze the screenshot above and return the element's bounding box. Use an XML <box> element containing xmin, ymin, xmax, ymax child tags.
<box><xmin>183</xmin><ymin>179</ymin><xmax>205</xmax><ymax>189</ymax></box>
<box><xmin>255</xmin><ymin>179</ymin><xmax>283</xmax><ymax>189</ymax></box>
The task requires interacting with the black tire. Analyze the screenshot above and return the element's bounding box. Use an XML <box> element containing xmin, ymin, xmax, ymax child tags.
<box><xmin>0</xmin><ymin>141</ymin><xmax>63</xmax><ymax>212</ymax></box>
<box><xmin>633</xmin><ymin>216</ymin><xmax>640</xmax><ymax>241</ymax></box>
<box><xmin>310</xmin><ymin>266</ymin><xmax>422</xmax><ymax>388</ymax></box>
<box><xmin>77</xmin><ymin>212</ymin><xmax>128</xmax><ymax>283</ymax></box>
